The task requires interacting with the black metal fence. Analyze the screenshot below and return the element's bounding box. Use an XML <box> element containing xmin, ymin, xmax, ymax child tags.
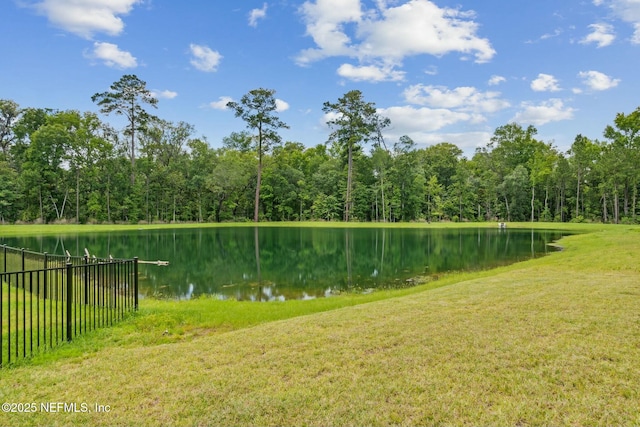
<box><xmin>1</xmin><ymin>245</ymin><xmax>138</xmax><ymax>366</ymax></box>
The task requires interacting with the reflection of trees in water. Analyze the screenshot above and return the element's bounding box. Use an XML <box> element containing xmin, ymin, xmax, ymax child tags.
<box><xmin>2</xmin><ymin>228</ymin><xmax>565</xmax><ymax>300</ymax></box>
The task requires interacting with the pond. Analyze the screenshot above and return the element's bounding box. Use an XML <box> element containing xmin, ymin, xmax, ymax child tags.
<box><xmin>1</xmin><ymin>227</ymin><xmax>568</xmax><ymax>301</ymax></box>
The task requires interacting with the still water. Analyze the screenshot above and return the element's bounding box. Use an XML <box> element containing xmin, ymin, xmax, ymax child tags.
<box><xmin>2</xmin><ymin>227</ymin><xmax>566</xmax><ymax>301</ymax></box>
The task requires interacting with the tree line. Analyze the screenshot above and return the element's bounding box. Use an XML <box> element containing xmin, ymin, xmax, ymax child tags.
<box><xmin>1</xmin><ymin>74</ymin><xmax>639</xmax><ymax>225</ymax></box>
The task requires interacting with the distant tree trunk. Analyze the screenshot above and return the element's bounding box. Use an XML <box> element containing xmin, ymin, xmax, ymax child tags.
<box><xmin>624</xmin><ymin>185</ymin><xmax>629</xmax><ymax>218</ymax></box>
<box><xmin>575</xmin><ymin>169</ymin><xmax>581</xmax><ymax>219</ymax></box>
<box><xmin>107</xmin><ymin>174</ymin><xmax>111</xmax><ymax>223</ymax></box>
<box><xmin>504</xmin><ymin>196</ymin><xmax>510</xmax><ymax>222</ymax></box>
<box><xmin>254</xmin><ymin>127</ymin><xmax>263</xmax><ymax>223</ymax></box>
<box><xmin>401</xmin><ymin>182</ymin><xmax>405</xmax><ymax>221</ymax></box>
<box><xmin>215</xmin><ymin>194</ymin><xmax>226</xmax><ymax>223</ymax></box>
<box><xmin>531</xmin><ymin>185</ymin><xmax>535</xmax><ymax>222</ymax></box>
<box><xmin>76</xmin><ymin>169</ymin><xmax>80</xmax><ymax>224</ymax></box>
<box><xmin>633</xmin><ymin>186</ymin><xmax>638</xmax><ymax>222</ymax></box>
<box><xmin>39</xmin><ymin>187</ymin><xmax>43</xmax><ymax>223</ymax></box>
<box><xmin>559</xmin><ymin>185</ymin><xmax>565</xmax><ymax>222</ymax></box>
<box><xmin>344</xmin><ymin>142</ymin><xmax>353</xmax><ymax>222</ymax></box>
<box><xmin>374</xmin><ymin>191</ymin><xmax>378</xmax><ymax>222</ymax></box>
<box><xmin>146</xmin><ymin>176</ymin><xmax>150</xmax><ymax>223</ymax></box>
<box><xmin>380</xmin><ymin>173</ymin><xmax>386</xmax><ymax>223</ymax></box>
<box><xmin>130</xmin><ymin>109</ymin><xmax>136</xmax><ymax>185</ymax></box>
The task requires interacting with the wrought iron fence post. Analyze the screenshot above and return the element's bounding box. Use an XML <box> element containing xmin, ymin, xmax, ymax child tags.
<box><xmin>134</xmin><ymin>257</ymin><xmax>139</xmax><ymax>310</ymax></box>
<box><xmin>84</xmin><ymin>255</ymin><xmax>89</xmax><ymax>305</ymax></box>
<box><xmin>43</xmin><ymin>253</ymin><xmax>48</xmax><ymax>299</ymax></box>
<box><xmin>66</xmin><ymin>262</ymin><xmax>73</xmax><ymax>342</ymax></box>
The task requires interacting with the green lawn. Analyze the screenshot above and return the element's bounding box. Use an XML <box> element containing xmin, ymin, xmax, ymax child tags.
<box><xmin>0</xmin><ymin>223</ymin><xmax>639</xmax><ymax>426</ymax></box>
<box><xmin>0</xmin><ymin>220</ymin><xmax>610</xmax><ymax>238</ymax></box>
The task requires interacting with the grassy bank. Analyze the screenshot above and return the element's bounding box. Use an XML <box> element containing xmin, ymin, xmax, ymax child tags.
<box><xmin>0</xmin><ymin>220</ymin><xmax>610</xmax><ymax>238</ymax></box>
<box><xmin>1</xmin><ymin>224</ymin><xmax>639</xmax><ymax>425</ymax></box>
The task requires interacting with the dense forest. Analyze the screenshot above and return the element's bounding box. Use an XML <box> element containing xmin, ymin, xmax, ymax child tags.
<box><xmin>1</xmin><ymin>74</ymin><xmax>639</xmax><ymax>225</ymax></box>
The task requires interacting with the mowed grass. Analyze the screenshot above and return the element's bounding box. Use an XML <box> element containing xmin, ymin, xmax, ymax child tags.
<box><xmin>0</xmin><ymin>220</ymin><xmax>607</xmax><ymax>238</ymax></box>
<box><xmin>0</xmin><ymin>223</ymin><xmax>639</xmax><ymax>426</ymax></box>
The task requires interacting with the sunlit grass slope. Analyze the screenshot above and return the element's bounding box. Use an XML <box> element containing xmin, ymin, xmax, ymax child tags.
<box><xmin>1</xmin><ymin>224</ymin><xmax>639</xmax><ymax>426</ymax></box>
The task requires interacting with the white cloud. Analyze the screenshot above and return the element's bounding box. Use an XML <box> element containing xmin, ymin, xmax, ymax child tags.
<box><xmin>424</xmin><ymin>65</ymin><xmax>438</xmax><ymax>76</ymax></box>
<box><xmin>209</xmin><ymin>96</ymin><xmax>234</xmax><ymax>110</ymax></box>
<box><xmin>513</xmin><ymin>99</ymin><xmax>575</xmax><ymax>126</ymax></box>
<box><xmin>384</xmin><ymin>130</ymin><xmax>491</xmax><ymax>151</ymax></box>
<box><xmin>540</xmin><ymin>29</ymin><xmax>563</xmax><ymax>41</ymax></box>
<box><xmin>612</xmin><ymin>0</ymin><xmax>640</xmax><ymax>21</ymax></box>
<box><xmin>87</xmin><ymin>42</ymin><xmax>137</xmax><ymax>68</ymax></box>
<box><xmin>525</xmin><ymin>28</ymin><xmax>563</xmax><ymax>44</ymax></box>
<box><xmin>580</xmin><ymin>23</ymin><xmax>616</xmax><ymax>47</ymax></box>
<box><xmin>296</xmin><ymin>0</ymin><xmax>495</xmax><ymax>77</ymax></box>
<box><xmin>403</xmin><ymin>84</ymin><xmax>510</xmax><ymax>114</ymax></box>
<box><xmin>488</xmin><ymin>75</ymin><xmax>506</xmax><ymax>86</ymax></box>
<box><xmin>152</xmin><ymin>90</ymin><xmax>178</xmax><ymax>99</ymax></box>
<box><xmin>296</xmin><ymin>0</ymin><xmax>362</xmax><ymax>65</ymax></box>
<box><xmin>323</xmin><ymin>106</ymin><xmax>470</xmax><ymax>134</ymax></box>
<box><xmin>337</xmin><ymin>63</ymin><xmax>405</xmax><ymax>82</ymax></box>
<box><xmin>32</xmin><ymin>0</ymin><xmax>142</xmax><ymax>38</ymax></box>
<box><xmin>634</xmin><ymin>23</ymin><xmax>640</xmax><ymax>43</ymax></box>
<box><xmin>275</xmin><ymin>99</ymin><xmax>290</xmax><ymax>112</ymax></box>
<box><xmin>189</xmin><ymin>44</ymin><xmax>222</xmax><ymax>72</ymax></box>
<box><xmin>377</xmin><ymin>106</ymin><xmax>473</xmax><ymax>132</ymax></box>
<box><xmin>531</xmin><ymin>73</ymin><xmax>561</xmax><ymax>92</ymax></box>
<box><xmin>249</xmin><ymin>3</ymin><xmax>268</xmax><ymax>27</ymax></box>
<box><xmin>578</xmin><ymin>70</ymin><xmax>620</xmax><ymax>90</ymax></box>
<box><xmin>594</xmin><ymin>0</ymin><xmax>640</xmax><ymax>44</ymax></box>
<box><xmin>356</xmin><ymin>1</ymin><xmax>495</xmax><ymax>63</ymax></box>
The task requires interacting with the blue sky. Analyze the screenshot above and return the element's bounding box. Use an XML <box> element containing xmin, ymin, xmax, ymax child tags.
<box><xmin>2</xmin><ymin>0</ymin><xmax>639</xmax><ymax>157</ymax></box>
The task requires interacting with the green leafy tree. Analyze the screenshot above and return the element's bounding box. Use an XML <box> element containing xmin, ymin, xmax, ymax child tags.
<box><xmin>425</xmin><ymin>175</ymin><xmax>443</xmax><ymax>222</ymax></box>
<box><xmin>11</xmin><ymin>107</ymin><xmax>51</xmax><ymax>173</ymax></box>
<box><xmin>207</xmin><ymin>149</ymin><xmax>254</xmax><ymax>222</ymax></box>
<box><xmin>498</xmin><ymin>165</ymin><xmax>530</xmax><ymax>221</ymax></box>
<box><xmin>0</xmin><ymin>160</ymin><xmax>20</xmax><ymax>223</ymax></box>
<box><xmin>390</xmin><ymin>136</ymin><xmax>425</xmax><ymax>221</ymax></box>
<box><xmin>0</xmin><ymin>99</ymin><xmax>21</xmax><ymax>158</ymax></box>
<box><xmin>449</xmin><ymin>159</ymin><xmax>476</xmax><ymax>222</ymax></box>
<box><xmin>137</xmin><ymin>119</ymin><xmax>192</xmax><ymax>222</ymax></box>
<box><xmin>23</xmin><ymin>120</ymin><xmax>71</xmax><ymax>221</ymax></box>
<box><xmin>371</xmin><ymin>145</ymin><xmax>392</xmax><ymax>222</ymax></box>
<box><xmin>569</xmin><ymin>134</ymin><xmax>599</xmax><ymax>220</ymax></box>
<box><xmin>187</xmin><ymin>138</ymin><xmax>216</xmax><ymax>222</ymax></box>
<box><xmin>310</xmin><ymin>157</ymin><xmax>342</xmax><ymax>221</ymax></box>
<box><xmin>92</xmin><ymin>74</ymin><xmax>158</xmax><ymax>185</ymax></box>
<box><xmin>603</xmin><ymin>107</ymin><xmax>640</xmax><ymax>222</ymax></box>
<box><xmin>227</xmin><ymin>88</ymin><xmax>289</xmax><ymax>222</ymax></box>
<box><xmin>323</xmin><ymin>90</ymin><xmax>388</xmax><ymax>221</ymax></box>
<box><xmin>488</xmin><ymin>123</ymin><xmax>539</xmax><ymax>176</ymax></box>
<box><xmin>528</xmin><ymin>142</ymin><xmax>556</xmax><ymax>222</ymax></box>
<box><xmin>420</xmin><ymin>142</ymin><xmax>462</xmax><ymax>189</ymax></box>
<box><xmin>266</xmin><ymin>142</ymin><xmax>309</xmax><ymax>220</ymax></box>
<box><xmin>552</xmin><ymin>154</ymin><xmax>571</xmax><ymax>222</ymax></box>
<box><xmin>222</xmin><ymin>131</ymin><xmax>254</xmax><ymax>153</ymax></box>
